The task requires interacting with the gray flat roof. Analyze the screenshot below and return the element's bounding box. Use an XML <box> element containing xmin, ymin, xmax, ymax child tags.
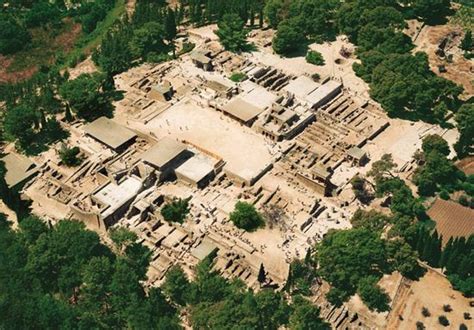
<box><xmin>222</xmin><ymin>97</ymin><xmax>265</xmax><ymax>123</ymax></box>
<box><xmin>347</xmin><ymin>146</ymin><xmax>366</xmax><ymax>160</ymax></box>
<box><xmin>313</xmin><ymin>165</ymin><xmax>330</xmax><ymax>179</ymax></box>
<box><xmin>1</xmin><ymin>153</ymin><xmax>38</xmax><ymax>188</ymax></box>
<box><xmin>140</xmin><ymin>137</ymin><xmax>187</xmax><ymax>169</ymax></box>
<box><xmin>83</xmin><ymin>117</ymin><xmax>137</xmax><ymax>150</ymax></box>
<box><xmin>175</xmin><ymin>155</ymin><xmax>215</xmax><ymax>184</ymax></box>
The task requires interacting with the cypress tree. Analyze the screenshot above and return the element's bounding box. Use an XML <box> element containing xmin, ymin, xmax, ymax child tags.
<box><xmin>258</xmin><ymin>263</ymin><xmax>266</xmax><ymax>285</ymax></box>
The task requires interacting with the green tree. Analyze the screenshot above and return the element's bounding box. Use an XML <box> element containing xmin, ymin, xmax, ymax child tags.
<box><xmin>350</xmin><ymin>175</ymin><xmax>372</xmax><ymax>204</ymax></box>
<box><xmin>386</xmin><ymin>239</ymin><xmax>419</xmax><ymax>278</ymax></box>
<box><xmin>18</xmin><ymin>215</ymin><xmax>48</xmax><ymax>244</ymax></box>
<box><xmin>255</xmin><ymin>289</ymin><xmax>290</xmax><ymax>329</ymax></box>
<box><xmin>109</xmin><ymin>227</ymin><xmax>137</xmax><ymax>251</ymax></box>
<box><xmin>24</xmin><ymin>1</ymin><xmax>60</xmax><ymax>28</ymax></box>
<box><xmin>161</xmin><ymin>197</ymin><xmax>191</xmax><ymax>224</ymax></box>
<box><xmin>258</xmin><ymin>263</ymin><xmax>266</xmax><ymax>285</ymax></box>
<box><xmin>216</xmin><ymin>13</ymin><xmax>248</xmax><ymax>52</ymax></box>
<box><xmin>229</xmin><ymin>201</ymin><xmax>264</xmax><ymax>231</ymax></box>
<box><xmin>412</xmin><ymin>0</ymin><xmax>452</xmax><ymax>24</ymax></box>
<box><xmin>350</xmin><ymin>209</ymin><xmax>390</xmax><ymax>232</ymax></box>
<box><xmin>264</xmin><ymin>0</ymin><xmax>290</xmax><ymax>28</ymax></box>
<box><xmin>92</xmin><ymin>22</ymin><xmax>134</xmax><ymax>76</ymax></box>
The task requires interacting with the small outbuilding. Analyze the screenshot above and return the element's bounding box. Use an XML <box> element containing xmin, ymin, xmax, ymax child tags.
<box><xmin>190</xmin><ymin>50</ymin><xmax>213</xmax><ymax>71</ymax></box>
<box><xmin>83</xmin><ymin>117</ymin><xmax>137</xmax><ymax>152</ymax></box>
<box><xmin>148</xmin><ymin>81</ymin><xmax>173</xmax><ymax>102</ymax></box>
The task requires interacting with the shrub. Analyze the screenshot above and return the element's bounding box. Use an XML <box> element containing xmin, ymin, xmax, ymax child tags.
<box><xmin>442</xmin><ymin>304</ymin><xmax>452</xmax><ymax>312</ymax></box>
<box><xmin>421</xmin><ymin>307</ymin><xmax>431</xmax><ymax>317</ymax></box>
<box><xmin>161</xmin><ymin>197</ymin><xmax>191</xmax><ymax>224</ymax></box>
<box><xmin>438</xmin><ymin>315</ymin><xmax>449</xmax><ymax>327</ymax></box>
<box><xmin>306</xmin><ymin>50</ymin><xmax>325</xmax><ymax>66</ymax></box>
<box><xmin>459</xmin><ymin>324</ymin><xmax>468</xmax><ymax>330</ymax></box>
<box><xmin>311</xmin><ymin>73</ymin><xmax>320</xmax><ymax>82</ymax></box>
<box><xmin>416</xmin><ymin>321</ymin><xmax>425</xmax><ymax>330</ymax></box>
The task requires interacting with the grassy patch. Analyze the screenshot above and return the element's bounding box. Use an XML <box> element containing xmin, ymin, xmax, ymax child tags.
<box><xmin>229</xmin><ymin>72</ymin><xmax>247</xmax><ymax>82</ymax></box>
<box><xmin>3</xmin><ymin>0</ymin><xmax>126</xmax><ymax>79</ymax></box>
<box><xmin>6</xmin><ymin>19</ymin><xmax>81</xmax><ymax>74</ymax></box>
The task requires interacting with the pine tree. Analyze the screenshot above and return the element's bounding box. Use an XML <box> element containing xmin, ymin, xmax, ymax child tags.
<box><xmin>461</xmin><ymin>30</ymin><xmax>473</xmax><ymax>52</ymax></box>
<box><xmin>65</xmin><ymin>103</ymin><xmax>73</xmax><ymax>122</ymax></box>
<box><xmin>304</xmin><ymin>248</ymin><xmax>312</xmax><ymax>265</ymax></box>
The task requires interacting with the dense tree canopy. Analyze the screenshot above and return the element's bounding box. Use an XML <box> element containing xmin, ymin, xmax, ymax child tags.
<box><xmin>0</xmin><ymin>216</ymin><xmax>181</xmax><ymax>328</ymax></box>
<box><xmin>316</xmin><ymin>228</ymin><xmax>390</xmax><ymax>308</ymax></box>
<box><xmin>59</xmin><ymin>73</ymin><xmax>114</xmax><ymax>121</ymax></box>
<box><xmin>0</xmin><ymin>14</ymin><xmax>31</xmax><ymax>55</ymax></box>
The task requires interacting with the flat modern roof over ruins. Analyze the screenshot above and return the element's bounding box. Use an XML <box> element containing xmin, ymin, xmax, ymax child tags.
<box><xmin>140</xmin><ymin>137</ymin><xmax>188</xmax><ymax>170</ymax></box>
<box><xmin>283</xmin><ymin>76</ymin><xmax>320</xmax><ymax>99</ymax></box>
<box><xmin>305</xmin><ymin>80</ymin><xmax>342</xmax><ymax>108</ymax></box>
<box><xmin>1</xmin><ymin>153</ymin><xmax>38</xmax><ymax>189</ymax></box>
<box><xmin>222</xmin><ymin>98</ymin><xmax>265</xmax><ymax>124</ymax></box>
<box><xmin>175</xmin><ymin>154</ymin><xmax>215</xmax><ymax>186</ymax></box>
<box><xmin>83</xmin><ymin>117</ymin><xmax>137</xmax><ymax>151</ymax></box>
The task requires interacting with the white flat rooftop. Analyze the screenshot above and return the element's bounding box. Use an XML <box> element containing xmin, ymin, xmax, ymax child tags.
<box><xmin>93</xmin><ymin>176</ymin><xmax>142</xmax><ymax>218</ymax></box>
